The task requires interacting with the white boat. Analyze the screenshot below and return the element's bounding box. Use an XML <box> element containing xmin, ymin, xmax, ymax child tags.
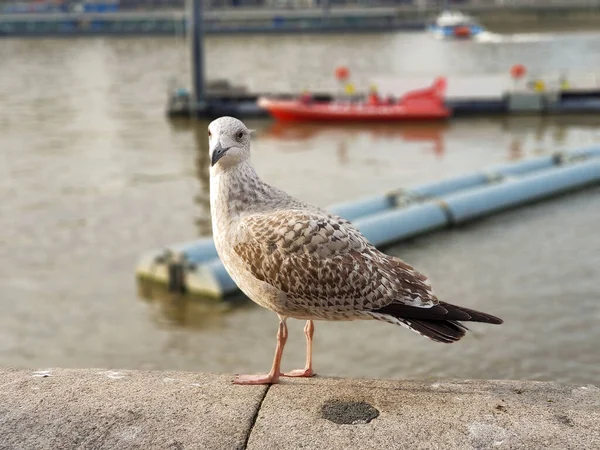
<box><xmin>428</xmin><ymin>10</ymin><xmax>485</xmax><ymax>39</ymax></box>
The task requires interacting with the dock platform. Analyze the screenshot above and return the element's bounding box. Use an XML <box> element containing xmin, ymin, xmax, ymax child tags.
<box><xmin>169</xmin><ymin>71</ymin><xmax>600</xmax><ymax>119</ymax></box>
<box><xmin>167</xmin><ymin>88</ymin><xmax>600</xmax><ymax>120</ymax></box>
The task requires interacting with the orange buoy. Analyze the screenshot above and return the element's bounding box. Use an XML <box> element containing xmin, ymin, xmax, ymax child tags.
<box><xmin>335</xmin><ymin>66</ymin><xmax>350</xmax><ymax>81</ymax></box>
<box><xmin>511</xmin><ymin>64</ymin><xmax>526</xmax><ymax>80</ymax></box>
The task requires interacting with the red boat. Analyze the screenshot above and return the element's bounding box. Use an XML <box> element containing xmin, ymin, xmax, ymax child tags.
<box><xmin>258</xmin><ymin>78</ymin><xmax>450</xmax><ymax>123</ymax></box>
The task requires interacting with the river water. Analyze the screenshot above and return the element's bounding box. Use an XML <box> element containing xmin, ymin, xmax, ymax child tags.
<box><xmin>1</xmin><ymin>29</ymin><xmax>600</xmax><ymax>383</ymax></box>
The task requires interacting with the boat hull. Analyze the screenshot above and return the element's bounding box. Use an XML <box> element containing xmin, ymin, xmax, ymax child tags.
<box><xmin>257</xmin><ymin>99</ymin><xmax>450</xmax><ymax>122</ymax></box>
<box><xmin>428</xmin><ymin>24</ymin><xmax>485</xmax><ymax>39</ymax></box>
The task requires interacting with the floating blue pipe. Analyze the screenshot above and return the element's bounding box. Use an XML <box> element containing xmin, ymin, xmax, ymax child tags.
<box><xmin>327</xmin><ymin>155</ymin><xmax>556</xmax><ymax>220</ymax></box>
<box><xmin>484</xmin><ymin>155</ymin><xmax>555</xmax><ymax>178</ymax></box>
<box><xmin>200</xmin><ymin>157</ymin><xmax>600</xmax><ymax>297</ymax></box>
<box><xmin>411</xmin><ymin>172</ymin><xmax>491</xmax><ymax>199</ymax></box>
<box><xmin>340</xmin><ymin>157</ymin><xmax>600</xmax><ymax>250</ymax></box>
<box><xmin>166</xmin><ymin>147</ymin><xmax>600</xmax><ymax>266</ymax></box>
<box><xmin>353</xmin><ymin>203</ymin><xmax>449</xmax><ymax>248</ymax></box>
<box><xmin>445</xmin><ymin>159</ymin><xmax>600</xmax><ymax>223</ymax></box>
<box><xmin>168</xmin><ymin>239</ymin><xmax>218</xmax><ymax>264</ymax></box>
<box><xmin>137</xmin><ymin>148</ymin><xmax>600</xmax><ymax>299</ymax></box>
<box><xmin>328</xmin><ymin>194</ymin><xmax>395</xmax><ymax>221</ymax></box>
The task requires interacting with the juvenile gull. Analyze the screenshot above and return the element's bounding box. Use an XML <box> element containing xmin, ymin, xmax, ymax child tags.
<box><xmin>208</xmin><ymin>116</ymin><xmax>503</xmax><ymax>385</ymax></box>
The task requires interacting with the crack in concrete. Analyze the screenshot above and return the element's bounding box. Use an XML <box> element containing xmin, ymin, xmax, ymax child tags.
<box><xmin>242</xmin><ymin>384</ymin><xmax>271</xmax><ymax>450</ymax></box>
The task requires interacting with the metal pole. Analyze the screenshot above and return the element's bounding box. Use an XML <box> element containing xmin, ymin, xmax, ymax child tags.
<box><xmin>191</xmin><ymin>0</ymin><xmax>205</xmax><ymax>115</ymax></box>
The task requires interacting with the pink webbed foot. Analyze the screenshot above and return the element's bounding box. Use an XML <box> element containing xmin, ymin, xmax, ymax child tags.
<box><xmin>281</xmin><ymin>368</ymin><xmax>314</xmax><ymax>378</ymax></box>
<box><xmin>233</xmin><ymin>373</ymin><xmax>280</xmax><ymax>385</ymax></box>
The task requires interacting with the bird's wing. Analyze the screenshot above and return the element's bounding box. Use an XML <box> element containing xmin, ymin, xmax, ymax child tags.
<box><xmin>233</xmin><ymin>209</ymin><xmax>438</xmax><ymax>315</ymax></box>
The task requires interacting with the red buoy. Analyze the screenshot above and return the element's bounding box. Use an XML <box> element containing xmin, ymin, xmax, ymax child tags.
<box><xmin>454</xmin><ymin>26</ymin><xmax>471</xmax><ymax>38</ymax></box>
<box><xmin>335</xmin><ymin>66</ymin><xmax>350</xmax><ymax>81</ymax></box>
<box><xmin>511</xmin><ymin>64</ymin><xmax>526</xmax><ymax>79</ymax></box>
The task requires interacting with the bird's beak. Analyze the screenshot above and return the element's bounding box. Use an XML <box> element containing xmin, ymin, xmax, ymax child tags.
<box><xmin>211</xmin><ymin>143</ymin><xmax>230</xmax><ymax>167</ymax></box>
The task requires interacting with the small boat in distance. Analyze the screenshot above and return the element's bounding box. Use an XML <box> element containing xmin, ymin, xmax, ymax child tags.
<box><xmin>428</xmin><ymin>10</ymin><xmax>485</xmax><ymax>39</ymax></box>
<box><xmin>258</xmin><ymin>78</ymin><xmax>450</xmax><ymax>123</ymax></box>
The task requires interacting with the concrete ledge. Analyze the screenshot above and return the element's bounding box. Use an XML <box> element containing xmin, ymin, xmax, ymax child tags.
<box><xmin>250</xmin><ymin>378</ymin><xmax>600</xmax><ymax>450</ymax></box>
<box><xmin>1</xmin><ymin>369</ymin><xmax>599</xmax><ymax>450</ymax></box>
<box><xmin>0</xmin><ymin>369</ymin><xmax>266</xmax><ymax>450</ymax></box>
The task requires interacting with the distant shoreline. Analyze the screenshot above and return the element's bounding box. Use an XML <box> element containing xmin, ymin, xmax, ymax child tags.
<box><xmin>1</xmin><ymin>4</ymin><xmax>600</xmax><ymax>37</ymax></box>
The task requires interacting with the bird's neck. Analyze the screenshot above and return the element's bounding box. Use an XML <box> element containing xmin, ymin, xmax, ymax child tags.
<box><xmin>210</xmin><ymin>160</ymin><xmax>269</xmax><ymax>224</ymax></box>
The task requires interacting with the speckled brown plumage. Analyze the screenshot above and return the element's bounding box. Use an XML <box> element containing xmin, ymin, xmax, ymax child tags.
<box><xmin>233</xmin><ymin>209</ymin><xmax>437</xmax><ymax>320</ymax></box>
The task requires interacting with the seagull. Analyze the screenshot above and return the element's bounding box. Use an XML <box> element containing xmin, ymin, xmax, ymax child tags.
<box><xmin>208</xmin><ymin>116</ymin><xmax>503</xmax><ymax>385</ymax></box>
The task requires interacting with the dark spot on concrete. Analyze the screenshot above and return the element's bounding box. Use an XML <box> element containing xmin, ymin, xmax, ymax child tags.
<box><xmin>321</xmin><ymin>400</ymin><xmax>379</xmax><ymax>425</ymax></box>
<box><xmin>495</xmin><ymin>404</ymin><xmax>508</xmax><ymax>413</ymax></box>
<box><xmin>514</xmin><ymin>388</ymin><xmax>524</xmax><ymax>394</ymax></box>
<box><xmin>556</xmin><ymin>414</ymin><xmax>574</xmax><ymax>427</ymax></box>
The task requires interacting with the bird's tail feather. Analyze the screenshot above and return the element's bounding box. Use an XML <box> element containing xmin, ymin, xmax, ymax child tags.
<box><xmin>368</xmin><ymin>312</ymin><xmax>468</xmax><ymax>343</ymax></box>
<box><xmin>399</xmin><ymin>318</ymin><xmax>468</xmax><ymax>343</ymax></box>
<box><xmin>368</xmin><ymin>302</ymin><xmax>503</xmax><ymax>344</ymax></box>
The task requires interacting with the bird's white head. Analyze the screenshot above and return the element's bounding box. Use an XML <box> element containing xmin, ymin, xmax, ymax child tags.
<box><xmin>208</xmin><ymin>116</ymin><xmax>252</xmax><ymax>170</ymax></box>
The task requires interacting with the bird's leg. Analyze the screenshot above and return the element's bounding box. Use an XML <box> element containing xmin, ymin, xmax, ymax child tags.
<box><xmin>233</xmin><ymin>317</ymin><xmax>288</xmax><ymax>385</ymax></box>
<box><xmin>282</xmin><ymin>320</ymin><xmax>315</xmax><ymax>378</ymax></box>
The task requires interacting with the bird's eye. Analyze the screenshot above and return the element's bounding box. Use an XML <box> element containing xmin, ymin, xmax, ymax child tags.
<box><xmin>208</xmin><ymin>130</ymin><xmax>212</xmax><ymax>138</ymax></box>
<box><xmin>237</xmin><ymin>131</ymin><xmax>244</xmax><ymax>140</ymax></box>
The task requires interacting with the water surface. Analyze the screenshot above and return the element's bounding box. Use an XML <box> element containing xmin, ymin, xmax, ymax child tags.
<box><xmin>1</xmin><ymin>30</ymin><xmax>599</xmax><ymax>382</ymax></box>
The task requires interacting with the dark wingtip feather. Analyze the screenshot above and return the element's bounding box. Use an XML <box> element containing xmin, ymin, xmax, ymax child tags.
<box><xmin>370</xmin><ymin>301</ymin><xmax>503</xmax><ymax>343</ymax></box>
<box><xmin>374</xmin><ymin>302</ymin><xmax>503</xmax><ymax>325</ymax></box>
<box><xmin>402</xmin><ymin>319</ymin><xmax>467</xmax><ymax>343</ymax></box>
<box><xmin>440</xmin><ymin>302</ymin><xmax>503</xmax><ymax>325</ymax></box>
